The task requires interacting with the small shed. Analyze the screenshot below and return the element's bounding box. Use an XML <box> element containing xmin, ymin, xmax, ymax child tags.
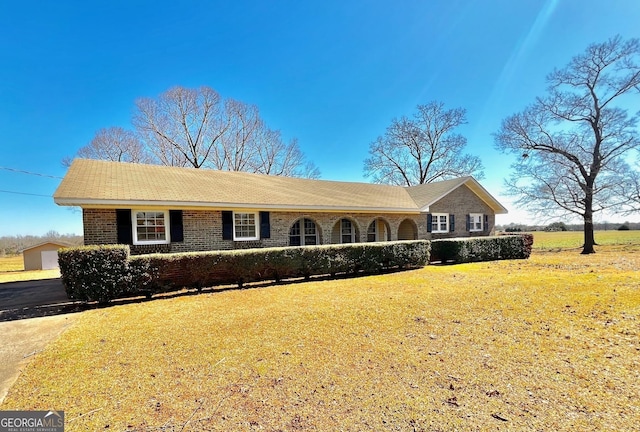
<box><xmin>21</xmin><ymin>242</ymin><xmax>69</xmax><ymax>270</ymax></box>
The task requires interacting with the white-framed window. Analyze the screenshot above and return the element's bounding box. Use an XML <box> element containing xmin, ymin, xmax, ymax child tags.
<box><xmin>290</xmin><ymin>218</ymin><xmax>319</xmax><ymax>246</ymax></box>
<box><xmin>233</xmin><ymin>211</ymin><xmax>259</xmax><ymax>241</ymax></box>
<box><xmin>432</xmin><ymin>213</ymin><xmax>449</xmax><ymax>234</ymax></box>
<box><xmin>132</xmin><ymin>210</ymin><xmax>170</xmax><ymax>245</ymax></box>
<box><xmin>469</xmin><ymin>213</ymin><xmax>483</xmax><ymax>232</ymax></box>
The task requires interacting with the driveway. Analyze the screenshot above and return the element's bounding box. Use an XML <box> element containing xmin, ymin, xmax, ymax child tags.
<box><xmin>0</xmin><ymin>278</ymin><xmax>75</xmax><ymax>321</ymax></box>
<box><xmin>0</xmin><ymin>278</ymin><xmax>81</xmax><ymax>404</ymax></box>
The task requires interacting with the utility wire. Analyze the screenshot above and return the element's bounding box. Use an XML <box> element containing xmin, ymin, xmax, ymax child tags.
<box><xmin>0</xmin><ymin>166</ymin><xmax>63</xmax><ymax>179</ymax></box>
<box><xmin>0</xmin><ymin>189</ymin><xmax>52</xmax><ymax>198</ymax></box>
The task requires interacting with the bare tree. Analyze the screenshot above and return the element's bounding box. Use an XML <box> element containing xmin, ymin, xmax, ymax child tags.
<box><xmin>616</xmin><ymin>162</ymin><xmax>640</xmax><ymax>214</ymax></box>
<box><xmin>65</xmin><ymin>85</ymin><xmax>319</xmax><ymax>178</ymax></box>
<box><xmin>364</xmin><ymin>102</ymin><xmax>484</xmax><ymax>186</ymax></box>
<box><xmin>130</xmin><ymin>85</ymin><xmax>319</xmax><ymax>177</ymax></box>
<box><xmin>133</xmin><ymin>86</ymin><xmax>228</xmax><ymax>168</ymax></box>
<box><xmin>495</xmin><ymin>36</ymin><xmax>640</xmax><ymax>254</ymax></box>
<box><xmin>213</xmin><ymin>98</ymin><xmax>262</xmax><ymax>171</ymax></box>
<box><xmin>63</xmin><ymin>126</ymin><xmax>151</xmax><ymax>167</ymax></box>
<box><xmin>253</xmin><ymin>129</ymin><xmax>321</xmax><ymax>178</ymax></box>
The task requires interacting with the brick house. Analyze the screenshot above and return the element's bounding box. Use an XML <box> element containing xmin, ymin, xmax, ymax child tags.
<box><xmin>54</xmin><ymin>159</ymin><xmax>508</xmax><ymax>254</ymax></box>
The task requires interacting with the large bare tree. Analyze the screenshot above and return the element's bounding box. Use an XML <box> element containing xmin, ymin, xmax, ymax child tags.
<box><xmin>495</xmin><ymin>36</ymin><xmax>640</xmax><ymax>254</ymax></box>
<box><xmin>66</xmin><ymin>86</ymin><xmax>319</xmax><ymax>178</ymax></box>
<box><xmin>133</xmin><ymin>86</ymin><xmax>228</xmax><ymax>168</ymax></box>
<box><xmin>364</xmin><ymin>102</ymin><xmax>484</xmax><ymax>186</ymax></box>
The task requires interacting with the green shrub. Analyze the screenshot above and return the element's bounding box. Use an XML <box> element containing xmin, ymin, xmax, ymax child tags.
<box><xmin>60</xmin><ymin>241</ymin><xmax>431</xmax><ymax>302</ymax></box>
<box><xmin>58</xmin><ymin>245</ymin><xmax>133</xmax><ymax>303</ymax></box>
<box><xmin>431</xmin><ymin>234</ymin><xmax>533</xmax><ymax>263</ymax></box>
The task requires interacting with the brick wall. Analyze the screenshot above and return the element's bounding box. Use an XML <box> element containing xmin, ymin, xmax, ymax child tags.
<box><xmin>82</xmin><ymin>187</ymin><xmax>495</xmax><ymax>253</ymax></box>
<box><xmin>83</xmin><ymin>208</ymin><xmax>427</xmax><ymax>252</ymax></box>
<box><xmin>83</xmin><ymin>209</ymin><xmax>118</xmax><ymax>245</ymax></box>
<box><xmin>428</xmin><ymin>184</ymin><xmax>496</xmax><ymax>239</ymax></box>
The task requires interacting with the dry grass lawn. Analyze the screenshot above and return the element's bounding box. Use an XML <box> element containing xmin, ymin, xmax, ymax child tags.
<box><xmin>1</xmin><ymin>234</ymin><xmax>639</xmax><ymax>431</ymax></box>
<box><xmin>0</xmin><ymin>254</ymin><xmax>60</xmax><ymax>283</ymax></box>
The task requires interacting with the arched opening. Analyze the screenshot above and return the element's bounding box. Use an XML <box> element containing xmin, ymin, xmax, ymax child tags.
<box><xmin>331</xmin><ymin>218</ymin><xmax>360</xmax><ymax>243</ymax></box>
<box><xmin>398</xmin><ymin>219</ymin><xmax>418</xmax><ymax>240</ymax></box>
<box><xmin>367</xmin><ymin>218</ymin><xmax>391</xmax><ymax>242</ymax></box>
<box><xmin>289</xmin><ymin>218</ymin><xmax>320</xmax><ymax>246</ymax></box>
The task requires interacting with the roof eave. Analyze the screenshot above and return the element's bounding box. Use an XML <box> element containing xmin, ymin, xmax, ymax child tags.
<box><xmin>416</xmin><ymin>178</ymin><xmax>508</xmax><ymax>214</ymax></box>
<box><xmin>54</xmin><ymin>197</ymin><xmax>421</xmax><ymax>214</ymax></box>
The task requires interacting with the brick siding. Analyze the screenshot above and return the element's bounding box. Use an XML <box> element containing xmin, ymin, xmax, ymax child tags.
<box><xmin>428</xmin><ymin>184</ymin><xmax>496</xmax><ymax>239</ymax></box>
<box><xmin>82</xmin><ymin>184</ymin><xmax>494</xmax><ymax>253</ymax></box>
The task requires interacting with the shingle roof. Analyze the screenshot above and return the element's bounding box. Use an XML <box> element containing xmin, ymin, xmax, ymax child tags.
<box><xmin>54</xmin><ymin>159</ymin><xmax>507</xmax><ymax>214</ymax></box>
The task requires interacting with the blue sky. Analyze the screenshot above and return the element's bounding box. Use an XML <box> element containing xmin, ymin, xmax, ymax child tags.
<box><xmin>1</xmin><ymin>0</ymin><xmax>639</xmax><ymax>236</ymax></box>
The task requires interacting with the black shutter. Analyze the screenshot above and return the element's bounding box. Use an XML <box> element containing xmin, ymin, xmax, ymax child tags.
<box><xmin>222</xmin><ymin>211</ymin><xmax>233</xmax><ymax>240</ymax></box>
<box><xmin>169</xmin><ymin>210</ymin><xmax>184</xmax><ymax>242</ymax></box>
<box><xmin>484</xmin><ymin>214</ymin><xmax>489</xmax><ymax>232</ymax></box>
<box><xmin>260</xmin><ymin>211</ymin><xmax>271</xmax><ymax>239</ymax></box>
<box><xmin>116</xmin><ymin>209</ymin><xmax>133</xmax><ymax>245</ymax></box>
<box><xmin>426</xmin><ymin>214</ymin><xmax>433</xmax><ymax>233</ymax></box>
<box><xmin>449</xmin><ymin>214</ymin><xmax>455</xmax><ymax>232</ymax></box>
<box><xmin>466</xmin><ymin>214</ymin><xmax>471</xmax><ymax>231</ymax></box>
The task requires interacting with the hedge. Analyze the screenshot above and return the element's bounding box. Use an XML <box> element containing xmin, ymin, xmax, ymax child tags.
<box><xmin>58</xmin><ymin>245</ymin><xmax>135</xmax><ymax>303</ymax></box>
<box><xmin>430</xmin><ymin>234</ymin><xmax>533</xmax><ymax>263</ymax></box>
<box><xmin>59</xmin><ymin>241</ymin><xmax>431</xmax><ymax>302</ymax></box>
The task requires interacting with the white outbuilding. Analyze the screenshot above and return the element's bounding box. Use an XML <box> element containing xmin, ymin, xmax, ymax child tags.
<box><xmin>21</xmin><ymin>242</ymin><xmax>69</xmax><ymax>270</ymax></box>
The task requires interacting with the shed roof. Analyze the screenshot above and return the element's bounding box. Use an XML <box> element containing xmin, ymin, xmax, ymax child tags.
<box><xmin>20</xmin><ymin>241</ymin><xmax>71</xmax><ymax>253</ymax></box>
<box><xmin>54</xmin><ymin>159</ymin><xmax>508</xmax><ymax>214</ymax></box>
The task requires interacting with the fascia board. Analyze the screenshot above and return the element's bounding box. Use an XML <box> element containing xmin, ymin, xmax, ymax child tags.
<box><xmin>54</xmin><ymin>198</ymin><xmax>421</xmax><ymax>214</ymax></box>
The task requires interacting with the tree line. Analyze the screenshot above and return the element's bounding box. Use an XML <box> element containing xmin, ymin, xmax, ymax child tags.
<box><xmin>0</xmin><ymin>231</ymin><xmax>83</xmax><ymax>256</ymax></box>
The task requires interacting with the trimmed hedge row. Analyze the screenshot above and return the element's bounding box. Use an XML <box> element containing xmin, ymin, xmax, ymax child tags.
<box><xmin>59</xmin><ymin>241</ymin><xmax>430</xmax><ymax>302</ymax></box>
<box><xmin>430</xmin><ymin>234</ymin><xmax>533</xmax><ymax>263</ymax></box>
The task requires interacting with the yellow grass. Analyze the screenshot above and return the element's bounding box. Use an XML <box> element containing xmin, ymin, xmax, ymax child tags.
<box><xmin>0</xmin><ymin>255</ymin><xmax>60</xmax><ymax>283</ymax></box>
<box><xmin>2</xmin><ymin>243</ymin><xmax>639</xmax><ymax>431</ymax></box>
<box><xmin>531</xmin><ymin>229</ymin><xmax>640</xmax><ymax>251</ymax></box>
<box><xmin>0</xmin><ymin>255</ymin><xmax>23</xmax><ymax>272</ymax></box>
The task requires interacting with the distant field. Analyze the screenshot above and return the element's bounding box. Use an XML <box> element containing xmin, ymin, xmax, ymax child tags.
<box><xmin>531</xmin><ymin>230</ymin><xmax>640</xmax><ymax>251</ymax></box>
<box><xmin>0</xmin><ymin>254</ymin><xmax>23</xmax><ymax>272</ymax></box>
<box><xmin>0</xmin><ymin>254</ymin><xmax>60</xmax><ymax>283</ymax></box>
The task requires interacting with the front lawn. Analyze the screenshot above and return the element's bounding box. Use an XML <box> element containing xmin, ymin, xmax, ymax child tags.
<box><xmin>0</xmin><ymin>254</ymin><xmax>60</xmax><ymax>283</ymax></box>
<box><xmin>2</xmin><ymin>241</ymin><xmax>639</xmax><ymax>430</ymax></box>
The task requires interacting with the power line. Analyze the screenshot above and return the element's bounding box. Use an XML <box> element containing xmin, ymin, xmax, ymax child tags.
<box><xmin>0</xmin><ymin>166</ymin><xmax>63</xmax><ymax>179</ymax></box>
<box><xmin>0</xmin><ymin>189</ymin><xmax>52</xmax><ymax>198</ymax></box>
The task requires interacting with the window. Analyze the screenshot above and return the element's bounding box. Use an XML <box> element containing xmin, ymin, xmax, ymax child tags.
<box><xmin>233</xmin><ymin>212</ymin><xmax>259</xmax><ymax>240</ymax></box>
<box><xmin>432</xmin><ymin>213</ymin><xmax>449</xmax><ymax>234</ymax></box>
<box><xmin>469</xmin><ymin>213</ymin><xmax>483</xmax><ymax>232</ymax></box>
<box><xmin>367</xmin><ymin>219</ymin><xmax>390</xmax><ymax>242</ymax></box>
<box><xmin>341</xmin><ymin>219</ymin><xmax>355</xmax><ymax>243</ymax></box>
<box><xmin>367</xmin><ymin>222</ymin><xmax>377</xmax><ymax>242</ymax></box>
<box><xmin>133</xmin><ymin>210</ymin><xmax>169</xmax><ymax>244</ymax></box>
<box><xmin>289</xmin><ymin>218</ymin><xmax>319</xmax><ymax>246</ymax></box>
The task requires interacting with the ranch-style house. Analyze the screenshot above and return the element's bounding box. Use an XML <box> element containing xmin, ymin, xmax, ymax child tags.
<box><xmin>54</xmin><ymin>159</ymin><xmax>508</xmax><ymax>255</ymax></box>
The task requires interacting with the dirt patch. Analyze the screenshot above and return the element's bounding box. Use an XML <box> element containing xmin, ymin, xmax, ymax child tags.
<box><xmin>0</xmin><ymin>314</ymin><xmax>78</xmax><ymax>403</ymax></box>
